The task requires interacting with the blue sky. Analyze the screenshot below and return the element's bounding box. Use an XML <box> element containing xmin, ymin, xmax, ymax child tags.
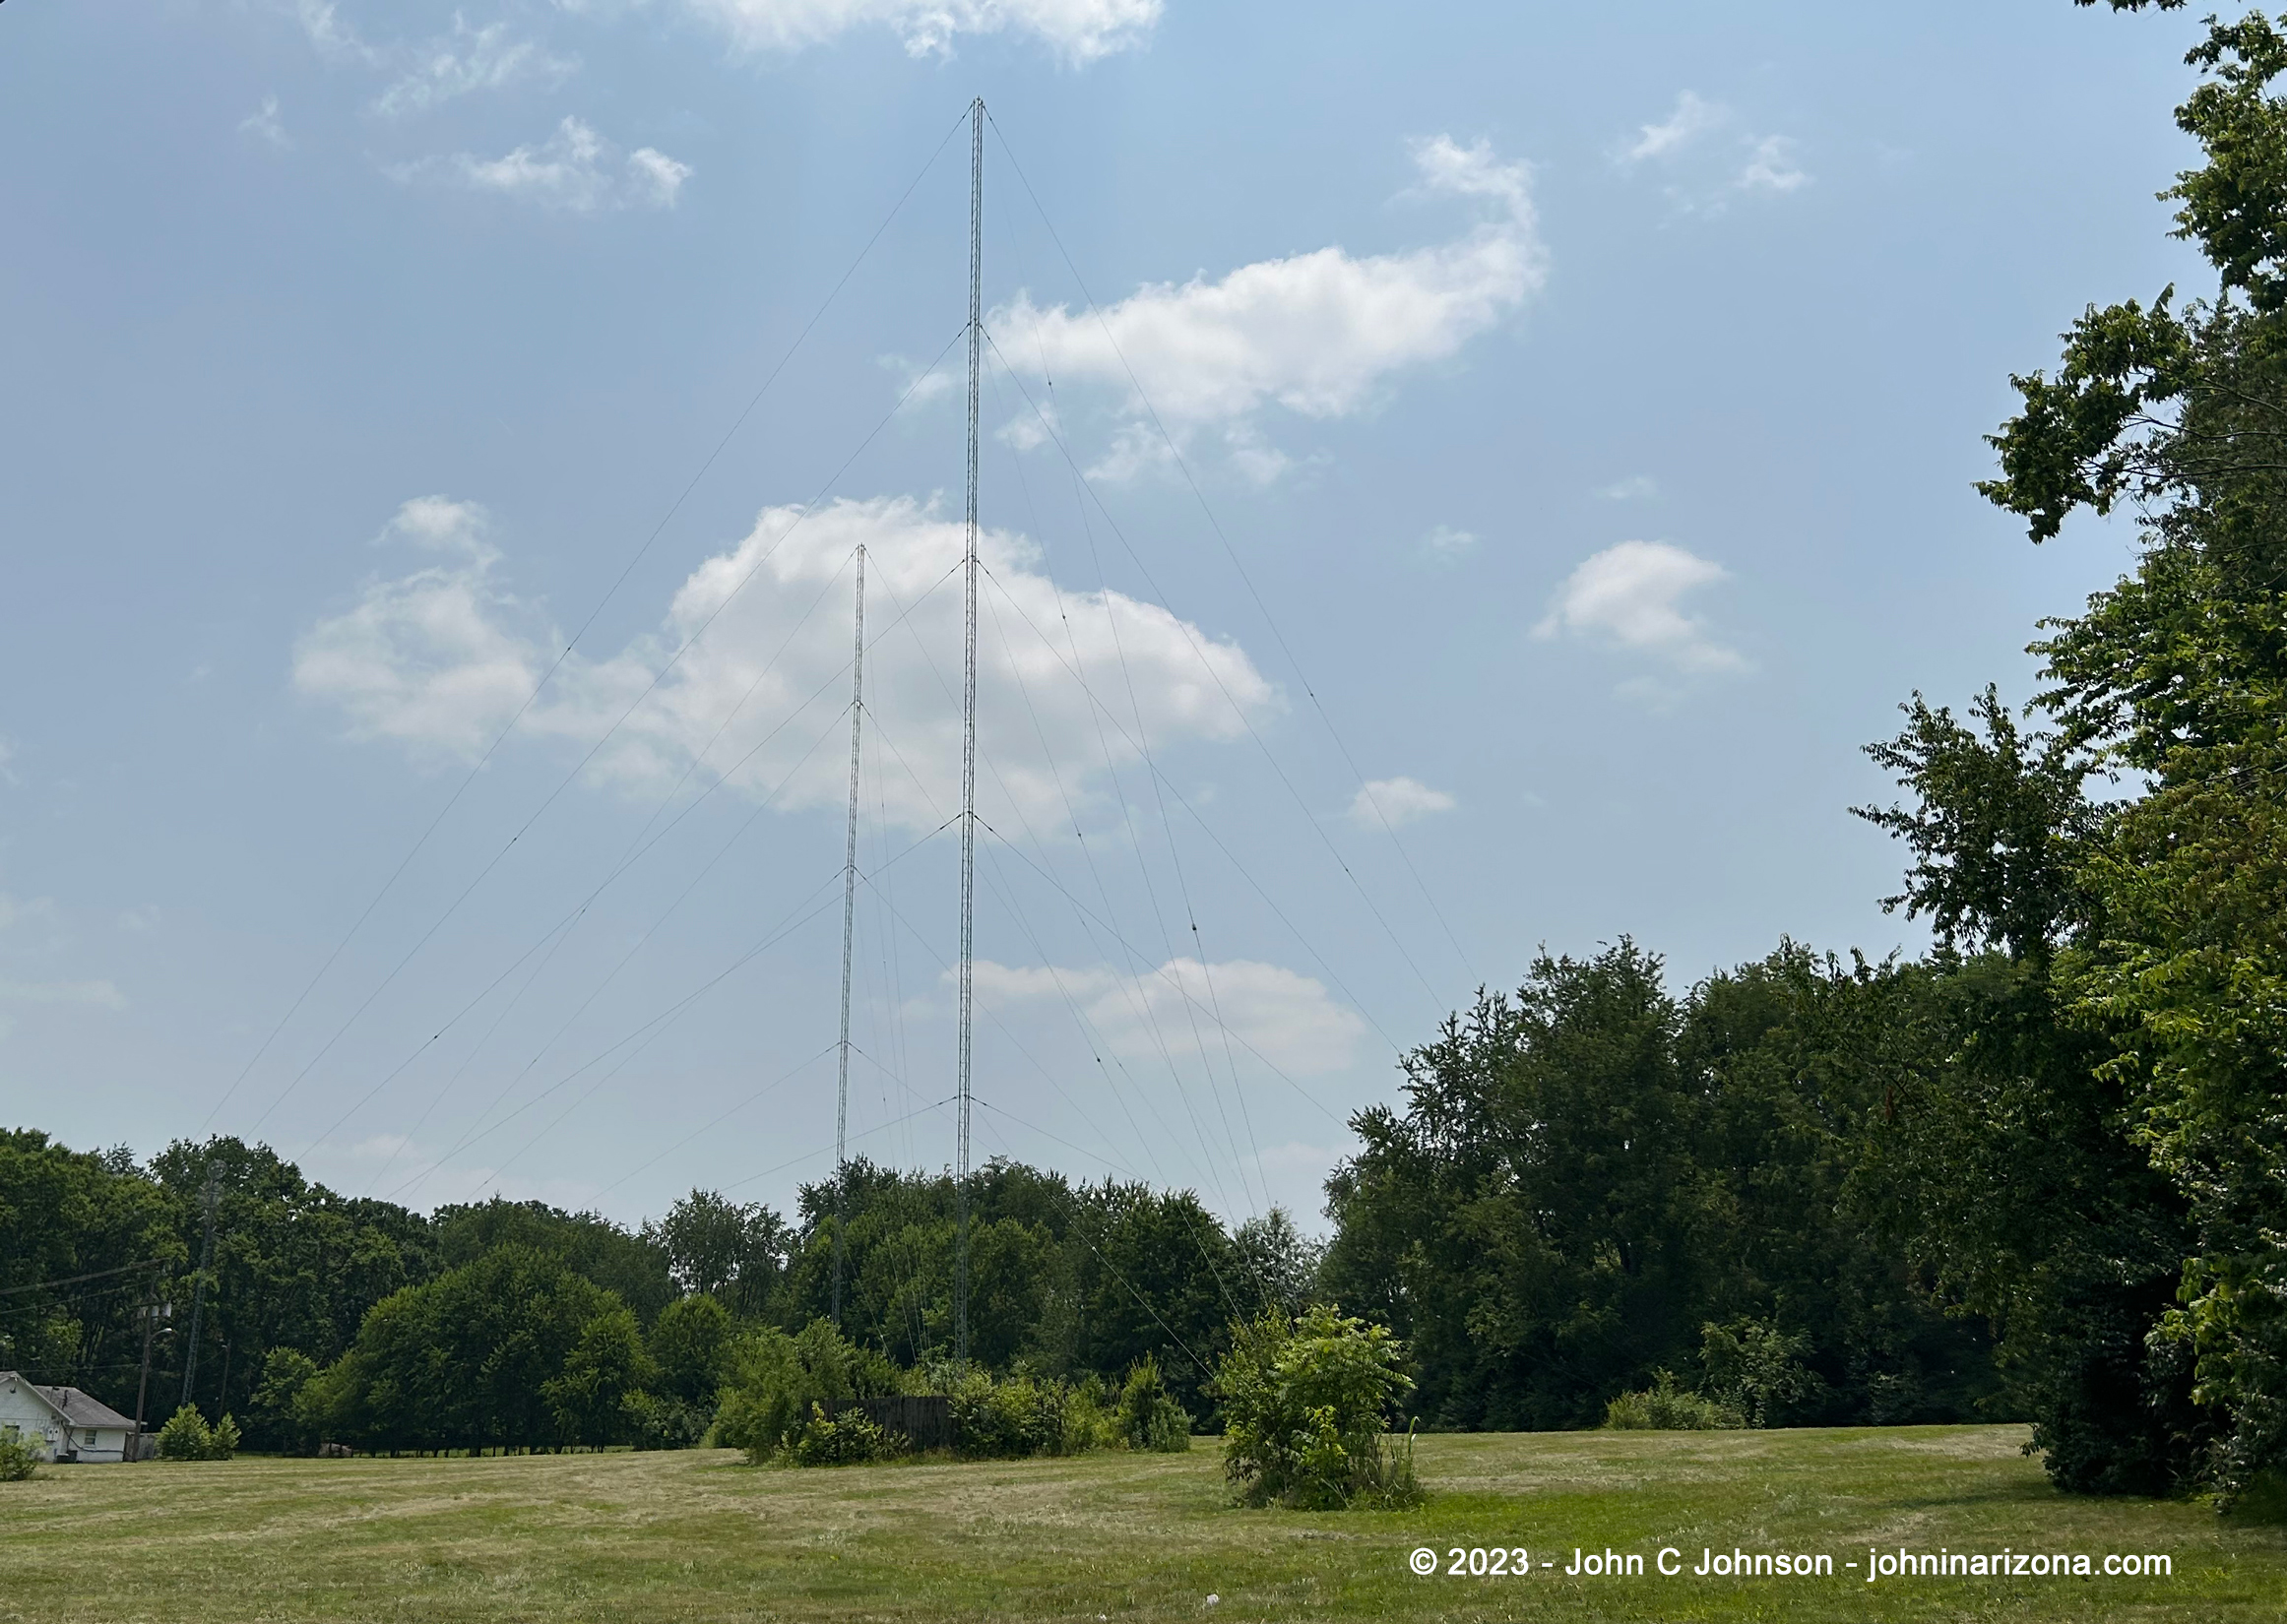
<box><xmin>0</xmin><ymin>0</ymin><xmax>2212</xmax><ymax>1229</ymax></box>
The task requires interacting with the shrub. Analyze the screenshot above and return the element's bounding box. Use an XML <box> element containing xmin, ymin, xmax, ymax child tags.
<box><xmin>1059</xmin><ymin>1374</ymin><xmax>1119</xmax><ymax>1455</ymax></box>
<box><xmin>1116</xmin><ymin>1355</ymin><xmax>1192</xmax><ymax>1453</ymax></box>
<box><xmin>714</xmin><ymin>1320</ymin><xmax>900</xmax><ymax>1466</ymax></box>
<box><xmin>156</xmin><ymin>1404</ymin><xmax>237</xmax><ymax>1461</ymax></box>
<box><xmin>949</xmin><ymin>1368</ymin><xmax>1068</xmax><ymax>1459</ymax></box>
<box><xmin>1215</xmin><ymin>1304</ymin><xmax>1421</xmax><ymax>1510</ymax></box>
<box><xmin>1699</xmin><ymin>1318</ymin><xmax>1823</xmax><ymax>1428</ymax></box>
<box><xmin>1603</xmin><ymin>1370</ymin><xmax>1744</xmax><ymax>1431</ymax></box>
<box><xmin>621</xmin><ymin>1390</ymin><xmax>712</xmax><ymax>1451</ymax></box>
<box><xmin>786</xmin><ymin>1403</ymin><xmax>905</xmax><ymax>1467</ymax></box>
<box><xmin>0</xmin><ymin>1430</ymin><xmax>39</xmax><ymax>1481</ymax></box>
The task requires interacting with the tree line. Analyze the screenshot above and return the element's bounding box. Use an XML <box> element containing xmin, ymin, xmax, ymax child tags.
<box><xmin>0</xmin><ymin>1132</ymin><xmax>1315</xmax><ymax>1453</ymax></box>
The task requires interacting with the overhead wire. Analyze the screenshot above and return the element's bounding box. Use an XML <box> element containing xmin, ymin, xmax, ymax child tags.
<box><xmin>298</xmin><ymin>574</ymin><xmax>872</xmax><ymax>1171</ymax></box>
<box><xmin>250</xmin><ymin>324</ymin><xmax>973</xmax><ymax>1148</ymax></box>
<box><xmin>978</xmin><ymin>325</ymin><xmax>1448</xmax><ymax>1025</ymax></box>
<box><xmin>200</xmin><ymin>111</ymin><xmax>975</xmax><ymax>1137</ymax></box>
<box><xmin>985</xmin><ymin>110</ymin><xmax>1479</xmax><ymax>993</ymax></box>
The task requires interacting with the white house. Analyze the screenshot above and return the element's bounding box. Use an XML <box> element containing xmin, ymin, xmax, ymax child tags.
<box><xmin>0</xmin><ymin>1371</ymin><xmax>138</xmax><ymax>1463</ymax></box>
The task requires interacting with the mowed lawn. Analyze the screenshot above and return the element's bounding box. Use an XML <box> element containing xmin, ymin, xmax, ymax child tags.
<box><xmin>5</xmin><ymin>1426</ymin><xmax>2279</xmax><ymax>1622</ymax></box>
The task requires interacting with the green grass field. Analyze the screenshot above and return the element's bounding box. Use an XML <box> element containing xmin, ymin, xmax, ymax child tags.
<box><xmin>4</xmin><ymin>1426</ymin><xmax>2278</xmax><ymax>1621</ymax></box>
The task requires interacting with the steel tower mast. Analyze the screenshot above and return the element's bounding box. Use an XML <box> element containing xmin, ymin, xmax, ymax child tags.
<box><xmin>833</xmin><ymin>544</ymin><xmax>865</xmax><ymax>1330</ymax></box>
<box><xmin>955</xmin><ymin>95</ymin><xmax>982</xmax><ymax>1369</ymax></box>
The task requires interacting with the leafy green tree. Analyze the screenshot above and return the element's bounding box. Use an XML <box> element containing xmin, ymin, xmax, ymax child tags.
<box><xmin>1682</xmin><ymin>946</ymin><xmax>2001</xmax><ymax>1426</ymax></box>
<box><xmin>248</xmin><ymin>1347</ymin><xmax>321</xmax><ymax>1455</ymax></box>
<box><xmin>544</xmin><ymin>1303</ymin><xmax>649</xmax><ymax>1448</ymax></box>
<box><xmin>0</xmin><ymin>1131</ymin><xmax>182</xmax><ymax>1412</ymax></box>
<box><xmin>1324</xmin><ymin>943</ymin><xmax>1715</xmax><ymax>1429</ymax></box>
<box><xmin>1231</xmin><ymin>1209</ymin><xmax>1323</xmax><ymax>1316</ymax></box>
<box><xmin>1698</xmin><ymin>1319</ymin><xmax>1823</xmax><ymax>1428</ymax></box>
<box><xmin>643</xmin><ymin>1191</ymin><xmax>791</xmax><ymax>1317</ymax></box>
<box><xmin>319</xmin><ymin>1245</ymin><xmax>636</xmax><ymax>1453</ymax></box>
<box><xmin>647</xmin><ymin>1293</ymin><xmax>734</xmax><ymax>1406</ymax></box>
<box><xmin>1854</xmin><ymin>687</ymin><xmax>2207</xmax><ymax>1491</ymax></box>
<box><xmin>433</xmin><ymin>1198</ymin><xmax>674</xmax><ymax>1325</ymax></box>
<box><xmin>150</xmin><ymin>1136</ymin><xmax>438</xmax><ymax>1425</ymax></box>
<box><xmin>1906</xmin><ymin>3</ymin><xmax>2287</xmax><ymax>1501</ymax></box>
<box><xmin>156</xmin><ymin>1404</ymin><xmax>235</xmax><ymax>1461</ymax></box>
<box><xmin>1067</xmin><ymin>1182</ymin><xmax>1241</xmax><ymax>1416</ymax></box>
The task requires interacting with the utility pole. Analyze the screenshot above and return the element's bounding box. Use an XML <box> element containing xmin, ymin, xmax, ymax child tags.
<box><xmin>132</xmin><ymin>1297</ymin><xmax>169</xmax><ymax>1460</ymax></box>
<box><xmin>833</xmin><ymin>544</ymin><xmax>866</xmax><ymax>1330</ymax></box>
<box><xmin>179</xmin><ymin>1170</ymin><xmax>218</xmax><ymax>1410</ymax></box>
<box><xmin>955</xmin><ymin>94</ymin><xmax>983</xmax><ymax>1369</ymax></box>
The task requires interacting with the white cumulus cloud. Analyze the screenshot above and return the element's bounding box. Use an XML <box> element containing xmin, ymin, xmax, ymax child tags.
<box><xmin>679</xmin><ymin>0</ymin><xmax>1162</xmax><ymax>61</ymax></box>
<box><xmin>1619</xmin><ymin>91</ymin><xmax>1811</xmax><ymax>212</ymax></box>
<box><xmin>1348</xmin><ymin>776</ymin><xmax>1454</xmax><ymax>830</ymax></box>
<box><xmin>292</xmin><ymin>499</ymin><xmax>537</xmax><ymax>757</ymax></box>
<box><xmin>400</xmin><ymin>117</ymin><xmax>691</xmax><ymax>212</ymax></box>
<box><xmin>991</xmin><ymin>135</ymin><xmax>1545</xmax><ymax>479</ymax></box>
<box><xmin>972</xmin><ymin>956</ymin><xmax>1365</xmax><ymax>1077</ymax></box>
<box><xmin>296</xmin><ymin>494</ymin><xmax>1279</xmax><ymax>834</ymax></box>
<box><xmin>375</xmin><ymin>17</ymin><xmax>576</xmax><ymax>117</ymax></box>
<box><xmin>240</xmin><ymin>95</ymin><xmax>292</xmax><ymax>151</ymax></box>
<box><xmin>1534</xmin><ymin>539</ymin><xmax>1746</xmax><ymax>674</ymax></box>
<box><xmin>1738</xmin><ymin>135</ymin><xmax>1810</xmax><ymax>195</ymax></box>
<box><xmin>1420</xmin><ymin>524</ymin><xmax>1478</xmax><ymax>560</ymax></box>
<box><xmin>1623</xmin><ymin>90</ymin><xmax>1725</xmax><ymax>163</ymax></box>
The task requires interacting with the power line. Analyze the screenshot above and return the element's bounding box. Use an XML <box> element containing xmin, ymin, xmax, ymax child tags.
<box><xmin>984</xmin><ymin>113</ymin><xmax>1474</xmax><ymax>995</ymax></box>
<box><xmin>199</xmin><ymin>111</ymin><xmax>972</xmax><ymax>1138</ymax></box>
<box><xmin>0</xmin><ymin>1260</ymin><xmax>165</xmax><ymax>1298</ymax></box>
<box><xmin>978</xmin><ymin>327</ymin><xmax>1448</xmax><ymax>1024</ymax></box>
<box><xmin>250</xmin><ymin>325</ymin><xmax>970</xmax><ymax>1144</ymax></box>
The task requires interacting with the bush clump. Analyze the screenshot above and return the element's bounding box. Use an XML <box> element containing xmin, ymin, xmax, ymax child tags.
<box><xmin>714</xmin><ymin>1319</ymin><xmax>901</xmax><ymax>1465</ymax></box>
<box><xmin>1603</xmin><ymin>1370</ymin><xmax>1744</xmax><ymax>1431</ymax></box>
<box><xmin>1116</xmin><ymin>1354</ymin><xmax>1192</xmax><ymax>1453</ymax></box>
<box><xmin>156</xmin><ymin>1404</ymin><xmax>240</xmax><ymax>1461</ymax></box>
<box><xmin>0</xmin><ymin>1430</ymin><xmax>39</xmax><ymax>1480</ymax></box>
<box><xmin>621</xmin><ymin>1390</ymin><xmax>712</xmax><ymax>1451</ymax></box>
<box><xmin>948</xmin><ymin>1368</ymin><xmax>1069</xmax><ymax>1460</ymax></box>
<box><xmin>1699</xmin><ymin>1317</ymin><xmax>1823</xmax><ymax>1428</ymax></box>
<box><xmin>1216</xmin><ymin>1303</ymin><xmax>1422</xmax><ymax>1510</ymax></box>
<box><xmin>785</xmin><ymin>1403</ymin><xmax>906</xmax><ymax>1467</ymax></box>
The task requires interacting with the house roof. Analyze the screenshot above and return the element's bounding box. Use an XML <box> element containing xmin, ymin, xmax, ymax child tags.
<box><xmin>0</xmin><ymin>1371</ymin><xmax>135</xmax><ymax>1431</ymax></box>
<box><xmin>35</xmin><ymin>1385</ymin><xmax>135</xmax><ymax>1431</ymax></box>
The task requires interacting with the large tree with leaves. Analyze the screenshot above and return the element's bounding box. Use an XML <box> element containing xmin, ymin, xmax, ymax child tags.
<box><xmin>1890</xmin><ymin>2</ymin><xmax>2287</xmax><ymax>1501</ymax></box>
